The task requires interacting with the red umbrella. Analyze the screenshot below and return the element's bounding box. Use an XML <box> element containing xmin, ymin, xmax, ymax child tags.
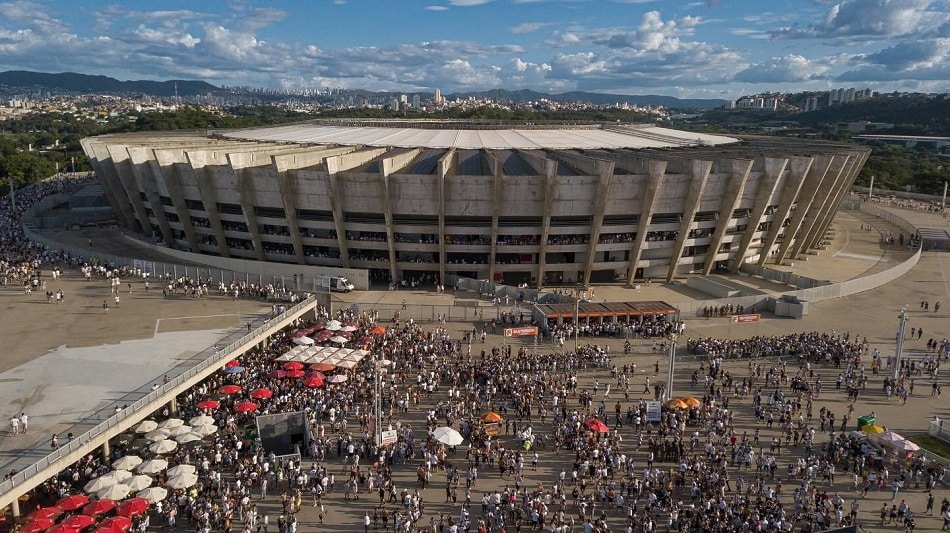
<box><xmin>369</xmin><ymin>326</ymin><xmax>387</xmax><ymax>335</ymax></box>
<box><xmin>282</xmin><ymin>361</ymin><xmax>304</xmax><ymax>371</ymax></box>
<box><xmin>585</xmin><ymin>418</ymin><xmax>610</xmax><ymax>433</ymax></box>
<box><xmin>249</xmin><ymin>388</ymin><xmax>273</xmax><ymax>399</ymax></box>
<box><xmin>55</xmin><ymin>494</ymin><xmax>90</xmax><ymax>511</ymax></box>
<box><xmin>303</xmin><ymin>376</ymin><xmax>325</xmax><ymax>388</ymax></box>
<box><xmin>27</xmin><ymin>508</ymin><xmax>62</xmax><ymax>522</ymax></box>
<box><xmin>96</xmin><ymin>516</ymin><xmax>132</xmax><ymax>533</ymax></box>
<box><xmin>315</xmin><ymin>330</ymin><xmax>334</xmax><ymax>342</ymax></box>
<box><xmin>115</xmin><ymin>498</ymin><xmax>149</xmax><ymax>517</ymax></box>
<box><xmin>45</xmin><ymin>524</ymin><xmax>78</xmax><ymax>533</ymax></box>
<box><xmin>21</xmin><ymin>518</ymin><xmax>55</xmax><ymax>533</ymax></box>
<box><xmin>196</xmin><ymin>400</ymin><xmax>220</xmax><ymax>409</ymax></box>
<box><xmin>82</xmin><ymin>499</ymin><xmax>117</xmax><ymax>516</ymax></box>
<box><xmin>62</xmin><ymin>514</ymin><xmax>96</xmax><ymax>530</ymax></box>
<box><xmin>217</xmin><ymin>385</ymin><xmax>242</xmax><ymax>395</ymax></box>
<box><xmin>224</xmin><ymin>359</ymin><xmax>240</xmax><ymax>368</ymax></box>
<box><xmin>306</xmin><ymin>370</ymin><xmax>326</xmax><ymax>379</ymax></box>
<box><xmin>358</xmin><ymin>336</ymin><xmax>375</xmax><ymax>345</ymax></box>
<box><xmin>267</xmin><ymin>369</ymin><xmax>288</xmax><ymax>379</ymax></box>
<box><xmin>234</xmin><ymin>401</ymin><xmax>258</xmax><ymax>413</ymax></box>
<box><xmin>284</xmin><ymin>369</ymin><xmax>305</xmax><ymax>379</ymax></box>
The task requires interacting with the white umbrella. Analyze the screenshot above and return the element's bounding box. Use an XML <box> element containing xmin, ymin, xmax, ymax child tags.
<box><xmin>329</xmin><ymin>335</ymin><xmax>349</xmax><ymax>344</ymax></box>
<box><xmin>166</xmin><ymin>464</ymin><xmax>196</xmax><ymax>477</ymax></box>
<box><xmin>149</xmin><ymin>439</ymin><xmax>178</xmax><ymax>454</ymax></box>
<box><xmin>340</xmin><ymin>325</ymin><xmax>358</xmax><ymax>332</ymax></box>
<box><xmin>136</xmin><ymin>458</ymin><xmax>168</xmax><ymax>475</ymax></box>
<box><xmin>191</xmin><ymin>424</ymin><xmax>218</xmax><ymax>437</ymax></box>
<box><xmin>433</xmin><ymin>426</ymin><xmax>465</xmax><ymax>446</ymax></box>
<box><xmin>96</xmin><ymin>483</ymin><xmax>131</xmax><ymax>500</ymax></box>
<box><xmin>102</xmin><ymin>469</ymin><xmax>133</xmax><ymax>485</ymax></box>
<box><xmin>293</xmin><ymin>336</ymin><xmax>314</xmax><ymax>345</ymax></box>
<box><xmin>84</xmin><ymin>476</ymin><xmax>116</xmax><ymax>494</ymax></box>
<box><xmin>111</xmin><ymin>455</ymin><xmax>143</xmax><ymax>471</ymax></box>
<box><xmin>189</xmin><ymin>415</ymin><xmax>215</xmax><ymax>426</ymax></box>
<box><xmin>126</xmin><ymin>475</ymin><xmax>153</xmax><ymax>492</ymax></box>
<box><xmin>134</xmin><ymin>420</ymin><xmax>158</xmax><ymax>434</ymax></box>
<box><xmin>157</xmin><ymin>418</ymin><xmax>185</xmax><ymax>430</ymax></box>
<box><xmin>145</xmin><ymin>429</ymin><xmax>170</xmax><ymax>442</ymax></box>
<box><xmin>136</xmin><ymin>486</ymin><xmax>168</xmax><ymax>505</ymax></box>
<box><xmin>165</xmin><ymin>472</ymin><xmax>199</xmax><ymax>490</ymax></box>
<box><xmin>164</xmin><ymin>425</ymin><xmax>193</xmax><ymax>437</ymax></box>
<box><xmin>327</xmin><ymin>374</ymin><xmax>348</xmax><ymax>383</ymax></box>
<box><xmin>175</xmin><ymin>432</ymin><xmax>203</xmax><ymax>444</ymax></box>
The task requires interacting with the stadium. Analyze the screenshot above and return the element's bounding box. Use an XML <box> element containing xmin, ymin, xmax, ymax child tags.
<box><xmin>81</xmin><ymin>120</ymin><xmax>870</xmax><ymax>287</ymax></box>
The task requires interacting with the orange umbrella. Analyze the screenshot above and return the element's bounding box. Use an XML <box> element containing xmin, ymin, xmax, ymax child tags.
<box><xmin>311</xmin><ymin>363</ymin><xmax>335</xmax><ymax>372</ymax></box>
<box><xmin>681</xmin><ymin>397</ymin><xmax>701</xmax><ymax>408</ymax></box>
<box><xmin>480</xmin><ymin>412</ymin><xmax>503</xmax><ymax>423</ymax></box>
<box><xmin>668</xmin><ymin>399</ymin><xmax>688</xmax><ymax>410</ymax></box>
<box><xmin>370</xmin><ymin>326</ymin><xmax>387</xmax><ymax>335</ymax></box>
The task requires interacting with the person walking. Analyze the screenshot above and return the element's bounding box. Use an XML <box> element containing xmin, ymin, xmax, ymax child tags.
<box><xmin>19</xmin><ymin>412</ymin><xmax>28</xmax><ymax>433</ymax></box>
<box><xmin>10</xmin><ymin>415</ymin><xmax>19</xmax><ymax>435</ymax></box>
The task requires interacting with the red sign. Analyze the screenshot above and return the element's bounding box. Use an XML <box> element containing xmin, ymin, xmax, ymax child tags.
<box><xmin>732</xmin><ymin>313</ymin><xmax>761</xmax><ymax>324</ymax></box>
<box><xmin>504</xmin><ymin>326</ymin><xmax>538</xmax><ymax>337</ymax></box>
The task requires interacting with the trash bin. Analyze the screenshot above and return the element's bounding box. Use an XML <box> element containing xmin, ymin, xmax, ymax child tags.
<box><xmin>857</xmin><ymin>415</ymin><xmax>875</xmax><ymax>430</ymax></box>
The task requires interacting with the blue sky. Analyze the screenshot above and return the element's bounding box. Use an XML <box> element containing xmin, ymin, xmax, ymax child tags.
<box><xmin>0</xmin><ymin>0</ymin><xmax>947</xmax><ymax>98</ymax></box>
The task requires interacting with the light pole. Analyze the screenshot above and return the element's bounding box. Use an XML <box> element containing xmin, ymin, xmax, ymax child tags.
<box><xmin>574</xmin><ymin>288</ymin><xmax>580</xmax><ymax>353</ymax></box>
<box><xmin>666</xmin><ymin>333</ymin><xmax>676</xmax><ymax>401</ymax></box>
<box><xmin>893</xmin><ymin>308</ymin><xmax>907</xmax><ymax>380</ymax></box>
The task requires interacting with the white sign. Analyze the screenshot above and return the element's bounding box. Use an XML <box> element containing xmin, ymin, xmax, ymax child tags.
<box><xmin>380</xmin><ymin>429</ymin><xmax>398</xmax><ymax>447</ymax></box>
<box><xmin>645</xmin><ymin>401</ymin><xmax>662</xmax><ymax>422</ymax></box>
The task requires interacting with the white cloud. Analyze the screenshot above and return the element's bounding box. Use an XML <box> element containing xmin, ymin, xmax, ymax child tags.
<box><xmin>733</xmin><ymin>54</ymin><xmax>831</xmax><ymax>83</ymax></box>
<box><xmin>448</xmin><ymin>0</ymin><xmax>493</xmax><ymax>5</ymax></box>
<box><xmin>771</xmin><ymin>0</ymin><xmax>943</xmax><ymax>40</ymax></box>
<box><xmin>510</xmin><ymin>22</ymin><xmax>550</xmax><ymax>34</ymax></box>
<box><xmin>426</xmin><ymin>5</ymin><xmax>449</xmax><ymax>10</ymax></box>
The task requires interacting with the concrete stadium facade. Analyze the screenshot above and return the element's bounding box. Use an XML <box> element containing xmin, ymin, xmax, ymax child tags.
<box><xmin>81</xmin><ymin>120</ymin><xmax>870</xmax><ymax>287</ymax></box>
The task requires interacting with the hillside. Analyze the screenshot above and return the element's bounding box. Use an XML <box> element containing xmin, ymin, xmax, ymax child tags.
<box><xmin>0</xmin><ymin>71</ymin><xmax>218</xmax><ymax>97</ymax></box>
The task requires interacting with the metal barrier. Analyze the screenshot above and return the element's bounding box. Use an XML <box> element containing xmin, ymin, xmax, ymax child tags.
<box><xmin>0</xmin><ymin>296</ymin><xmax>319</xmax><ymax>512</ymax></box>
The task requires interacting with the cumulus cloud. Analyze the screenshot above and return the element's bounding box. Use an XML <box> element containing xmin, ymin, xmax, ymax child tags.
<box><xmin>770</xmin><ymin>0</ymin><xmax>942</xmax><ymax>40</ymax></box>
<box><xmin>733</xmin><ymin>54</ymin><xmax>831</xmax><ymax>83</ymax></box>
<box><xmin>837</xmin><ymin>37</ymin><xmax>950</xmax><ymax>81</ymax></box>
<box><xmin>510</xmin><ymin>22</ymin><xmax>551</xmax><ymax>34</ymax></box>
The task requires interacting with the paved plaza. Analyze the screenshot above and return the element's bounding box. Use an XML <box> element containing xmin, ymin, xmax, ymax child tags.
<box><xmin>1</xmin><ymin>202</ymin><xmax>949</xmax><ymax>531</ymax></box>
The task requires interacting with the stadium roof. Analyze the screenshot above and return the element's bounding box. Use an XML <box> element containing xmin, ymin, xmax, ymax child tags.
<box><xmin>220</xmin><ymin>122</ymin><xmax>738</xmax><ymax>150</ymax></box>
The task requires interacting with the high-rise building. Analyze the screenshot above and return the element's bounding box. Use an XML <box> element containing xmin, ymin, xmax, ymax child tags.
<box><xmin>412</xmin><ymin>94</ymin><xmax>421</xmax><ymax>109</ymax></box>
<box><xmin>805</xmin><ymin>97</ymin><xmax>819</xmax><ymax>112</ymax></box>
<box><xmin>433</xmin><ymin>88</ymin><xmax>442</xmax><ymax>104</ymax></box>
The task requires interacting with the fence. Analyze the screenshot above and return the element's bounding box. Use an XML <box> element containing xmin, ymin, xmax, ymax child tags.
<box><xmin>22</xmin><ymin>225</ymin><xmax>326</xmax><ymax>295</ymax></box>
<box><xmin>929</xmin><ymin>419</ymin><xmax>950</xmax><ymax>445</ymax></box>
<box><xmin>0</xmin><ymin>296</ymin><xmax>319</xmax><ymax>512</ymax></box>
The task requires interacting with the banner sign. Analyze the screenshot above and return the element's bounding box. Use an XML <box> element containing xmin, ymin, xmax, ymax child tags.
<box><xmin>380</xmin><ymin>429</ymin><xmax>398</xmax><ymax>446</ymax></box>
<box><xmin>504</xmin><ymin>326</ymin><xmax>538</xmax><ymax>337</ymax></box>
<box><xmin>646</xmin><ymin>401</ymin><xmax>662</xmax><ymax>422</ymax></box>
<box><xmin>731</xmin><ymin>313</ymin><xmax>761</xmax><ymax>324</ymax></box>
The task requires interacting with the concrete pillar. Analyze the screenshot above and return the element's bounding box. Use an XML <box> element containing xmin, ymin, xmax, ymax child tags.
<box><xmin>107</xmin><ymin>144</ymin><xmax>152</xmax><ymax>234</ymax></box>
<box><xmin>169</xmin><ymin>397</ymin><xmax>178</xmax><ymax>415</ymax></box>
<box><xmin>810</xmin><ymin>150</ymin><xmax>871</xmax><ymax>248</ymax></box>
<box><xmin>583</xmin><ymin>159</ymin><xmax>616</xmax><ymax>286</ymax></box>
<box><xmin>487</xmin><ymin>152</ymin><xmax>504</xmax><ymax>284</ymax></box>
<box><xmin>536</xmin><ymin>159</ymin><xmax>558</xmax><ymax>288</ymax></box>
<box><xmin>381</xmin><ymin>150</ymin><xmax>421</xmax><ymax>281</ymax></box>
<box><xmin>101</xmin><ymin>440</ymin><xmax>111</xmax><ymax>462</ymax></box>
<box><xmin>773</xmin><ymin>155</ymin><xmax>835</xmax><ymax>265</ymax></box>
<box><xmin>153</xmin><ymin>149</ymin><xmax>201</xmax><ymax>253</ymax></box>
<box><xmin>227</xmin><ymin>153</ymin><xmax>266</xmax><ymax>261</ymax></box>
<box><xmin>665</xmin><ymin>159</ymin><xmax>712</xmax><ymax>282</ymax></box>
<box><xmin>84</xmin><ymin>140</ymin><xmax>135</xmax><ymax>230</ymax></box>
<box><xmin>756</xmin><ymin>156</ymin><xmax>815</xmax><ymax>266</ymax></box>
<box><xmin>10</xmin><ymin>496</ymin><xmax>18</xmax><ymax>518</ymax></box>
<box><xmin>127</xmin><ymin>146</ymin><xmax>176</xmax><ymax>247</ymax></box>
<box><xmin>699</xmin><ymin>159</ymin><xmax>752</xmax><ymax>275</ymax></box>
<box><xmin>324</xmin><ymin>159</ymin><xmax>352</xmax><ymax>269</ymax></box>
<box><xmin>184</xmin><ymin>151</ymin><xmax>232</xmax><ymax>258</ymax></box>
<box><xmin>791</xmin><ymin>154</ymin><xmax>854</xmax><ymax>258</ymax></box>
<box><xmin>625</xmin><ymin>160</ymin><xmax>667</xmax><ymax>286</ymax></box>
<box><xmin>729</xmin><ymin>157</ymin><xmax>786</xmax><ymax>273</ymax></box>
<box><xmin>436</xmin><ymin>151</ymin><xmax>453</xmax><ymax>285</ymax></box>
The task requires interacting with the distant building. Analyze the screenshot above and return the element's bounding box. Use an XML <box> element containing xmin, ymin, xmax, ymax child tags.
<box><xmin>433</xmin><ymin>88</ymin><xmax>442</xmax><ymax>104</ymax></box>
<box><xmin>805</xmin><ymin>97</ymin><xmax>819</xmax><ymax>112</ymax></box>
<box><xmin>836</xmin><ymin>121</ymin><xmax>894</xmax><ymax>133</ymax></box>
<box><xmin>412</xmin><ymin>94</ymin><xmax>420</xmax><ymax>109</ymax></box>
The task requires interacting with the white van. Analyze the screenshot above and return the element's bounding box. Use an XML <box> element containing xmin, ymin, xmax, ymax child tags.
<box><xmin>319</xmin><ymin>275</ymin><xmax>355</xmax><ymax>292</ymax></box>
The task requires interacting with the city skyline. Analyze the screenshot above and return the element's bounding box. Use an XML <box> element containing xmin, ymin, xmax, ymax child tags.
<box><xmin>0</xmin><ymin>0</ymin><xmax>947</xmax><ymax>98</ymax></box>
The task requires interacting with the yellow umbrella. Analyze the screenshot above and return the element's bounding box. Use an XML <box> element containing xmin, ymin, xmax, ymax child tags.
<box><xmin>863</xmin><ymin>424</ymin><xmax>885</xmax><ymax>434</ymax></box>
<box><xmin>480</xmin><ymin>412</ymin><xmax>503</xmax><ymax>423</ymax></box>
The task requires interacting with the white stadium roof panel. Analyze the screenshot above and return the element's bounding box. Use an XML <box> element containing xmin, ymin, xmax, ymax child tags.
<box><xmin>222</xmin><ymin>124</ymin><xmax>738</xmax><ymax>150</ymax></box>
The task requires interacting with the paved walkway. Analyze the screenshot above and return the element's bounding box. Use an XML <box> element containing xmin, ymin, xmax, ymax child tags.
<box><xmin>2</xmin><ymin>204</ymin><xmax>948</xmax><ymax>531</ymax></box>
